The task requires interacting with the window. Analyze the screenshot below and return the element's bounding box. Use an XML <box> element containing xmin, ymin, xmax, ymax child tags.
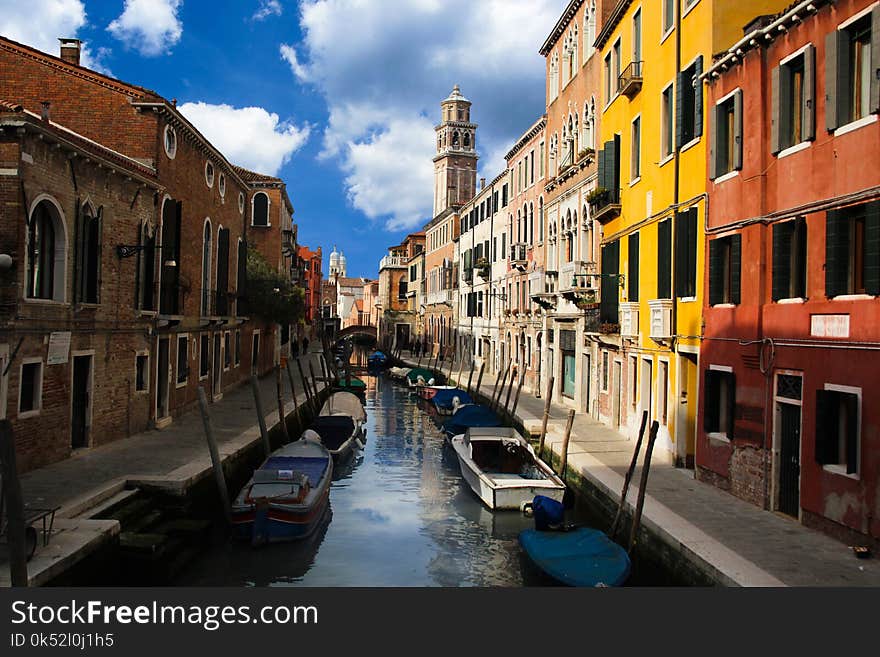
<box><xmin>826</xmin><ymin>10</ymin><xmax>878</xmax><ymax>131</ymax></box>
<box><xmin>601</xmin><ymin>351</ymin><xmax>609</xmax><ymax>392</ymax></box>
<box><xmin>772</xmin><ymin>48</ymin><xmax>815</xmax><ymax>153</ymax></box>
<box><xmin>628</xmin><ymin>232</ymin><xmax>640</xmax><ymax>302</ymax></box>
<box><xmin>710</xmin><ymin>90</ymin><xmax>742</xmax><ymax>178</ymax></box>
<box><xmin>584</xmin><ymin>1</ymin><xmax>596</xmax><ymax>62</ymax></box>
<box><xmin>600</xmin><ymin>240</ymin><xmax>620</xmax><ymax>324</ymax></box>
<box><xmin>137</xmin><ymin>222</ymin><xmax>156</xmax><ymax>311</ymax></box>
<box><xmin>674</xmin><ymin>208</ymin><xmax>698</xmax><ymax>298</ymax></box>
<box><xmin>18</xmin><ymin>360</ymin><xmax>42</xmax><ymax>415</ymax></box>
<box><xmin>539</xmin><ymin>141</ymin><xmax>545</xmax><ymax>177</ymax></box>
<box><xmin>201</xmin><ymin>221</ymin><xmax>212</xmax><ymax>316</ymax></box>
<box><xmin>658</xmin><ymin>361</ymin><xmax>668</xmax><ymax>425</ymax></box>
<box><xmin>708</xmin><ymin>234</ymin><xmax>742</xmax><ymax>305</ymax></box>
<box><xmin>772</xmin><ymin>218</ymin><xmax>807</xmax><ymax>300</ymax></box>
<box><xmin>677</xmin><ymin>57</ymin><xmax>703</xmax><ymax>147</ymax></box>
<box><xmin>816</xmin><ymin>387</ymin><xmax>860</xmax><ymax>475</ymax></box>
<box><xmin>632</xmin><ymin>8</ymin><xmax>642</xmax><ymax>64</ymax></box>
<box><xmin>26</xmin><ymin>199</ymin><xmax>66</xmax><ymax>302</ymax></box>
<box><xmin>205</xmin><ymin>161</ymin><xmax>215</xmax><ymax>188</ymax></box>
<box><xmin>252</xmin><ymin>192</ymin><xmax>270</xmax><ymax>227</ymax></box>
<box><xmin>661</xmin><ymin>84</ymin><xmax>674</xmax><ymax>159</ymax></box>
<box><xmin>613</xmin><ymin>38</ymin><xmax>621</xmax><ymax>89</ymax></box>
<box><xmin>136</xmin><ymin>353</ymin><xmax>149</xmax><ymax>392</ymax></box>
<box><xmin>224</xmin><ymin>332</ymin><xmax>231</xmax><ymax>370</ymax></box>
<box><xmin>398</xmin><ymin>278</ymin><xmax>407</xmax><ymax>300</ymax></box>
<box><xmin>200</xmin><ymin>334</ymin><xmax>210</xmax><ymax>378</ymax></box>
<box><xmin>604</xmin><ymin>52</ymin><xmax>612</xmax><ymax>102</ymax></box>
<box><xmin>704</xmin><ymin>369</ymin><xmax>735</xmax><ymax>438</ymax></box>
<box><xmin>176</xmin><ymin>335</ymin><xmax>188</xmax><ymax>385</ymax></box>
<box><xmin>75</xmin><ymin>203</ymin><xmax>102</xmax><ymax>304</ymax></box>
<box><xmin>629</xmin><ymin>355</ymin><xmax>638</xmax><ymax>407</ymax></box>
<box><xmin>218</xmin><ymin>173</ymin><xmax>226</xmax><ymax>198</ymax></box>
<box><xmin>238</xmin><ymin>192</ymin><xmax>245</xmax><ymax>214</ymax></box>
<box><xmin>657</xmin><ymin>218</ymin><xmax>672</xmax><ymax>299</ymax></box>
<box><xmin>164</xmin><ymin>125</ymin><xmax>177</xmax><ymax>159</ymax></box>
<box><xmin>630</xmin><ymin>116</ymin><xmax>641</xmax><ymax>180</ymax></box>
<box><xmin>825</xmin><ymin>201</ymin><xmax>880</xmax><ymax>297</ymax></box>
<box><xmin>662</xmin><ymin>0</ymin><xmax>674</xmax><ymax>35</ymax></box>
<box><xmin>234</xmin><ymin>331</ymin><xmax>241</xmax><ymax>366</ymax></box>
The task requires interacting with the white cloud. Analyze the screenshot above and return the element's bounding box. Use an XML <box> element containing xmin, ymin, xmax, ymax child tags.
<box><xmin>177</xmin><ymin>102</ymin><xmax>310</xmax><ymax>176</ymax></box>
<box><xmin>279</xmin><ymin>43</ymin><xmax>309</xmax><ymax>82</ymax></box>
<box><xmin>253</xmin><ymin>0</ymin><xmax>282</xmax><ymax>21</ymax></box>
<box><xmin>107</xmin><ymin>0</ymin><xmax>182</xmax><ymax>57</ymax></box>
<box><xmin>291</xmin><ymin>0</ymin><xmax>568</xmax><ymax>231</ymax></box>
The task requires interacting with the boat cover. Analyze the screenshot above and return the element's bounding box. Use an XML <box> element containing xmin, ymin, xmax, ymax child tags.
<box><xmin>519</xmin><ymin>527</ymin><xmax>631</xmax><ymax>587</ymax></box>
<box><xmin>406</xmin><ymin>368</ymin><xmax>434</xmax><ymax>384</ymax></box>
<box><xmin>432</xmin><ymin>388</ymin><xmax>473</xmax><ymax>409</ymax></box>
<box><xmin>336</xmin><ymin>376</ymin><xmax>366</xmax><ymax>390</ymax></box>
<box><xmin>261</xmin><ymin>456</ymin><xmax>329</xmax><ymax>485</ymax></box>
<box><xmin>368</xmin><ymin>351</ymin><xmax>387</xmax><ymax>362</ymax></box>
<box><xmin>443</xmin><ymin>404</ymin><xmax>500</xmax><ymax>435</ymax></box>
<box><xmin>320</xmin><ymin>392</ymin><xmax>367</xmax><ymax>422</ymax></box>
<box><xmin>310</xmin><ymin>416</ymin><xmax>357</xmax><ymax>451</ymax></box>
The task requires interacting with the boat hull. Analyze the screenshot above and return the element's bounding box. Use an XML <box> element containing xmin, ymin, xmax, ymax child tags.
<box><xmin>231</xmin><ymin>486</ymin><xmax>330</xmax><ymax>544</ymax></box>
<box><xmin>519</xmin><ymin>527</ymin><xmax>631</xmax><ymax>587</ymax></box>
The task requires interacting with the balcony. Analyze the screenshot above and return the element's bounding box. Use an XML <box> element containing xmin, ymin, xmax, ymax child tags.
<box><xmin>648</xmin><ymin>299</ymin><xmax>674</xmax><ymax>342</ymax></box>
<box><xmin>509</xmin><ymin>243</ymin><xmax>528</xmax><ymax>270</ymax></box>
<box><xmin>380</xmin><ymin>254</ymin><xmax>407</xmax><ymax>270</ymax></box>
<box><xmin>619</xmin><ymin>302</ymin><xmax>639</xmax><ymax>338</ymax></box>
<box><xmin>588</xmin><ymin>188</ymin><xmax>621</xmax><ymax>224</ymax></box>
<box><xmin>281</xmin><ymin>229</ymin><xmax>295</xmax><ymax>256</ymax></box>
<box><xmin>618</xmin><ymin>60</ymin><xmax>643</xmax><ymax>99</ymax></box>
<box><xmin>559</xmin><ymin>261</ymin><xmax>599</xmax><ymax>295</ymax></box>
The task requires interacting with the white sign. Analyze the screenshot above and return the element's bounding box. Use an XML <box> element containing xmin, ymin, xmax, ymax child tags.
<box><xmin>47</xmin><ymin>331</ymin><xmax>72</xmax><ymax>365</ymax></box>
<box><xmin>810</xmin><ymin>315</ymin><xmax>850</xmax><ymax>339</ymax></box>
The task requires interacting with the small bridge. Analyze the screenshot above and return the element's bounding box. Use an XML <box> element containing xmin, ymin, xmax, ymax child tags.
<box><xmin>336</xmin><ymin>324</ymin><xmax>378</xmax><ymax>341</ymax></box>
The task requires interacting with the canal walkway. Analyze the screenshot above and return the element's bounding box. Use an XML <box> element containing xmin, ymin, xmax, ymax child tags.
<box><xmin>402</xmin><ymin>354</ymin><xmax>880</xmax><ymax>587</ymax></box>
<box><xmin>2</xmin><ymin>352</ymin><xmax>328</xmax><ymax>587</ymax></box>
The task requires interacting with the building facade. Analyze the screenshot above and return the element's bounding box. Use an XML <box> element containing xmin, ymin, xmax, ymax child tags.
<box><xmin>297</xmin><ymin>244</ymin><xmax>323</xmax><ymax>339</ymax></box>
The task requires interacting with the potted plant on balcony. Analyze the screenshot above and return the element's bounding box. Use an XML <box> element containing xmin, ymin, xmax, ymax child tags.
<box><xmin>475</xmin><ymin>257</ymin><xmax>491</xmax><ymax>281</ymax></box>
<box><xmin>586</xmin><ymin>186</ymin><xmax>609</xmax><ymax>212</ymax></box>
<box><xmin>577</xmin><ymin>147</ymin><xmax>595</xmax><ymax>162</ymax></box>
<box><xmin>574</xmin><ymin>290</ymin><xmax>598</xmax><ymax>309</ymax></box>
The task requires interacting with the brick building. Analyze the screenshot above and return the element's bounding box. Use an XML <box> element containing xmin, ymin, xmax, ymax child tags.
<box><xmin>297</xmin><ymin>244</ymin><xmax>323</xmax><ymax>339</ymax></box>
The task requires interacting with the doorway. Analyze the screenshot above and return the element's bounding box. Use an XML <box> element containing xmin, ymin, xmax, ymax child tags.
<box><xmin>582</xmin><ymin>354</ymin><xmax>591</xmax><ymax>415</ymax></box>
<box><xmin>613</xmin><ymin>360</ymin><xmax>622</xmax><ymax>428</ymax></box>
<box><xmin>774</xmin><ymin>372</ymin><xmax>803</xmax><ymax>519</ymax></box>
<box><xmin>252</xmin><ymin>332</ymin><xmax>260</xmax><ymax>375</ymax></box>
<box><xmin>71</xmin><ymin>355</ymin><xmax>92</xmax><ymax>449</ymax></box>
<box><xmin>641</xmin><ymin>358</ymin><xmax>653</xmax><ymax>424</ymax></box>
<box><xmin>676</xmin><ymin>352</ymin><xmax>698</xmax><ymax>468</ymax></box>
<box><xmin>157</xmin><ymin>338</ymin><xmax>170</xmax><ymax>421</ymax></box>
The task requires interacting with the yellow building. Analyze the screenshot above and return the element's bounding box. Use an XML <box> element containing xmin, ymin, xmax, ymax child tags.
<box><xmin>593</xmin><ymin>0</ymin><xmax>788</xmax><ymax>465</ymax></box>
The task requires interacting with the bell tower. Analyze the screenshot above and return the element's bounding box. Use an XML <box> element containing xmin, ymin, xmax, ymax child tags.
<box><xmin>433</xmin><ymin>85</ymin><xmax>478</xmax><ymax>218</ymax></box>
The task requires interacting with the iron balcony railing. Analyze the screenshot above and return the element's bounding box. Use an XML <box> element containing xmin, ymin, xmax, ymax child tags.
<box><xmin>618</xmin><ymin>60</ymin><xmax>643</xmax><ymax>98</ymax></box>
<box><xmin>380</xmin><ymin>254</ymin><xmax>407</xmax><ymax>269</ymax></box>
<box><xmin>509</xmin><ymin>243</ymin><xmax>528</xmax><ymax>264</ymax></box>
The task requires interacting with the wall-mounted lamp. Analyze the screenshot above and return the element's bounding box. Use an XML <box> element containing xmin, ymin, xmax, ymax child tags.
<box><xmin>116</xmin><ymin>244</ymin><xmax>176</xmax><ymax>268</ymax></box>
<box><xmin>0</xmin><ymin>254</ymin><xmax>13</xmax><ymax>271</ymax></box>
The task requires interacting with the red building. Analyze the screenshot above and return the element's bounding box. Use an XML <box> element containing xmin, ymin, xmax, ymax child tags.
<box><xmin>699</xmin><ymin>0</ymin><xmax>880</xmax><ymax>547</ymax></box>
<box><xmin>298</xmin><ymin>245</ymin><xmax>322</xmax><ymax>339</ymax></box>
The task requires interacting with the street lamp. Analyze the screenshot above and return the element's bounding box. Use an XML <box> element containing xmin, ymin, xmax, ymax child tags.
<box><xmin>115</xmin><ymin>243</ymin><xmax>177</xmax><ymax>268</ymax></box>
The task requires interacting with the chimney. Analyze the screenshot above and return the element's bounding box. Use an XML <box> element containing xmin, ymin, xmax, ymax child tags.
<box><xmin>41</xmin><ymin>101</ymin><xmax>51</xmax><ymax>122</ymax></box>
<box><xmin>480</xmin><ymin>177</ymin><xmax>486</xmax><ymax>190</ymax></box>
<box><xmin>59</xmin><ymin>38</ymin><xmax>81</xmax><ymax>67</ymax></box>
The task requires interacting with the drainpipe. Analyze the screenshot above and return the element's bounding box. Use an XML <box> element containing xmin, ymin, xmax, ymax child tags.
<box><xmin>671</xmin><ymin>0</ymin><xmax>682</xmax><ymax>466</ymax></box>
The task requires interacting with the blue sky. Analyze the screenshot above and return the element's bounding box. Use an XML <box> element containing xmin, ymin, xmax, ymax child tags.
<box><xmin>1</xmin><ymin>0</ymin><xmax>568</xmax><ymax>278</ymax></box>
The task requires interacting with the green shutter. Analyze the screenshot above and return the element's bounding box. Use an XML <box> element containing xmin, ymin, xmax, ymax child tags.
<box><xmin>674</xmin><ymin>212</ymin><xmax>686</xmax><ymax>298</ymax></box>
<box><xmin>687</xmin><ymin>208</ymin><xmax>698</xmax><ymax>298</ymax></box>
<box><xmin>658</xmin><ymin>219</ymin><xmax>671</xmax><ymax>299</ymax></box>
<box><xmin>772</xmin><ymin>222</ymin><xmax>793</xmax><ymax>301</ymax></box>
<box><xmin>771</xmin><ymin>65</ymin><xmax>782</xmax><ymax>154</ymax></box>
<box><xmin>73</xmin><ymin>199</ymin><xmax>83</xmax><ymax>303</ymax></box>
<box><xmin>628</xmin><ymin>233</ymin><xmax>639</xmax><ymax>302</ymax></box>
<box><xmin>676</xmin><ymin>72</ymin><xmax>684</xmax><ymax>148</ymax></box>
<box><xmin>803</xmin><ymin>45</ymin><xmax>816</xmax><ymax>141</ymax></box>
<box><xmin>795</xmin><ymin>217</ymin><xmax>808</xmax><ymax>298</ymax></box>
<box><xmin>597</xmin><ymin>146</ymin><xmax>607</xmax><ymax>191</ymax></box>
<box><xmin>825</xmin><ymin>210</ymin><xmax>849</xmax><ymax>297</ymax></box>
<box><xmin>601</xmin><ymin>241</ymin><xmax>619</xmax><ymax>324</ymax></box>
<box><xmin>607</xmin><ymin>136</ymin><xmax>620</xmax><ymax>203</ymax></box>
<box><xmin>733</xmin><ymin>90</ymin><xmax>743</xmax><ymax>171</ymax></box>
<box><xmin>825</xmin><ymin>31</ymin><xmax>839</xmax><ymax>131</ymax></box>
<box><xmin>708</xmin><ymin>239</ymin><xmax>723</xmax><ymax>306</ymax></box>
<box><xmin>871</xmin><ymin>7</ymin><xmax>880</xmax><ymax>114</ymax></box>
<box><xmin>865</xmin><ymin>201</ymin><xmax>880</xmax><ymax>296</ymax></box>
<box><xmin>694</xmin><ymin>56</ymin><xmax>704</xmax><ymax>138</ymax></box>
<box><xmin>730</xmin><ymin>234</ymin><xmax>742</xmax><ymax>305</ymax></box>
<box><xmin>708</xmin><ymin>103</ymin><xmax>718</xmax><ymax>180</ymax></box>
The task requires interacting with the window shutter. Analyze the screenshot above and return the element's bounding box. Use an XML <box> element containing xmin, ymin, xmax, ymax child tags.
<box><xmin>772</xmin><ymin>222</ymin><xmax>793</xmax><ymax>301</ymax></box>
<box><xmin>730</xmin><ymin>234</ymin><xmax>742</xmax><ymax>305</ymax></box>
<box><xmin>606</xmin><ymin>137</ymin><xmax>619</xmax><ymax>202</ymax></box>
<box><xmin>703</xmin><ymin>370</ymin><xmax>719</xmax><ymax>432</ymax></box>
<box><xmin>694</xmin><ymin>56</ymin><xmax>704</xmax><ymax>138</ymax></box>
<box><xmin>733</xmin><ymin>90</ymin><xmax>743</xmax><ymax>171</ymax></box>
<box><xmin>725</xmin><ymin>372</ymin><xmax>736</xmax><ymax>437</ymax></box>
<box><xmin>73</xmin><ymin>199</ymin><xmax>83</xmax><ymax>303</ymax></box>
<box><xmin>865</xmin><ymin>201</ymin><xmax>880</xmax><ymax>296</ymax></box>
<box><xmin>134</xmin><ymin>223</ymin><xmax>142</xmax><ymax>309</ymax></box>
<box><xmin>93</xmin><ymin>207</ymin><xmax>103</xmax><ymax>303</ymax></box>
<box><xmin>658</xmin><ymin>219</ymin><xmax>671</xmax><ymax>299</ymax></box>
<box><xmin>815</xmin><ymin>390</ymin><xmax>836</xmax><ymax>465</ymax></box>
<box><xmin>676</xmin><ymin>72</ymin><xmax>684</xmax><ymax>148</ymax></box>
<box><xmin>825</xmin><ymin>210</ymin><xmax>849</xmax><ymax>297</ymax></box>
<box><xmin>803</xmin><ymin>45</ymin><xmax>816</xmax><ymax>141</ymax></box>
<box><xmin>825</xmin><ymin>31</ymin><xmax>839</xmax><ymax>132</ymax></box>
<box><xmin>613</xmin><ymin>134</ymin><xmax>621</xmax><ymax>202</ymax></box>
<box><xmin>871</xmin><ymin>6</ymin><xmax>880</xmax><ymax>114</ymax></box>
<box><xmin>708</xmin><ymin>239</ymin><xmax>723</xmax><ymax>306</ymax></box>
<box><xmin>771</xmin><ymin>65</ymin><xmax>782</xmax><ymax>154</ymax></box>
<box><xmin>708</xmin><ymin>104</ymin><xmax>718</xmax><ymax>180</ymax></box>
<box><xmin>674</xmin><ymin>212</ymin><xmax>686</xmax><ymax>298</ymax></box>
<box><xmin>600</xmin><ymin>240</ymin><xmax>619</xmax><ymax>324</ymax></box>
<box><xmin>687</xmin><ymin>208</ymin><xmax>698</xmax><ymax>297</ymax></box>
<box><xmin>217</xmin><ymin>229</ymin><xmax>230</xmax><ymax>315</ymax></box>
<box><xmin>794</xmin><ymin>218</ymin><xmax>808</xmax><ymax>298</ymax></box>
<box><xmin>628</xmin><ymin>232</ymin><xmax>639</xmax><ymax>302</ymax></box>
<box><xmin>844</xmin><ymin>393</ymin><xmax>859</xmax><ymax>475</ymax></box>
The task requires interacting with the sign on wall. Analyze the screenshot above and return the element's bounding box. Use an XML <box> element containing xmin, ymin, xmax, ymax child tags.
<box><xmin>47</xmin><ymin>331</ymin><xmax>72</xmax><ymax>365</ymax></box>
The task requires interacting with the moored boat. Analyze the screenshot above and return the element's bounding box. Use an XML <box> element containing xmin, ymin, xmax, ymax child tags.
<box><xmin>441</xmin><ymin>403</ymin><xmax>501</xmax><ymax>438</ymax></box>
<box><xmin>316</xmin><ymin>392</ymin><xmax>367</xmax><ymax>459</ymax></box>
<box><xmin>405</xmin><ymin>368</ymin><xmax>435</xmax><ymax>387</ymax></box>
<box><xmin>450</xmin><ymin>427</ymin><xmax>565</xmax><ymax>510</ymax></box>
<box><xmin>430</xmin><ymin>388</ymin><xmax>473</xmax><ymax>415</ymax></box>
<box><xmin>231</xmin><ymin>434</ymin><xmax>333</xmax><ymax>546</ymax></box>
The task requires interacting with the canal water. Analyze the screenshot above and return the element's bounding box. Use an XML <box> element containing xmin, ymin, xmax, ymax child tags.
<box><xmin>178</xmin><ymin>373</ymin><xmax>673</xmax><ymax>587</ymax></box>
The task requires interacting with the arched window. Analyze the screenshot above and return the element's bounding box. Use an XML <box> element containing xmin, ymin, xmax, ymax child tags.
<box><xmin>252</xmin><ymin>192</ymin><xmax>270</xmax><ymax>227</ymax></box>
<box><xmin>398</xmin><ymin>277</ymin><xmax>407</xmax><ymax>301</ymax></box>
<box><xmin>550</xmin><ymin>52</ymin><xmax>559</xmax><ymax>99</ymax></box>
<box><xmin>27</xmin><ymin>198</ymin><xmax>66</xmax><ymax>302</ymax></box>
<box><xmin>463</xmin><ymin>132</ymin><xmax>470</xmax><ymax>148</ymax></box>
<box><xmin>584</xmin><ymin>1</ymin><xmax>596</xmax><ymax>63</ymax></box>
<box><xmin>452</xmin><ymin>131</ymin><xmax>460</xmax><ymax>148</ymax></box>
<box><xmin>529</xmin><ymin>203</ymin><xmax>535</xmax><ymax>245</ymax></box>
<box><xmin>202</xmin><ymin>220</ymin><xmax>212</xmax><ymax>315</ymax></box>
<box><xmin>538</xmin><ymin>198</ymin><xmax>544</xmax><ymax>243</ymax></box>
<box><xmin>138</xmin><ymin>221</ymin><xmax>156</xmax><ymax>311</ymax></box>
<box><xmin>75</xmin><ymin>202</ymin><xmax>102</xmax><ymax>304</ymax></box>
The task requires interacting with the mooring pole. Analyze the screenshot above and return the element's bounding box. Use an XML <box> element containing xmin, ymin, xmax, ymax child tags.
<box><xmin>511</xmin><ymin>372</ymin><xmax>525</xmax><ymax>418</ymax></box>
<box><xmin>285</xmin><ymin>358</ymin><xmax>300</xmax><ymax>411</ymax></box>
<box><xmin>628</xmin><ymin>421</ymin><xmax>660</xmax><ymax>555</ymax></box>
<box><xmin>456</xmin><ymin>357</ymin><xmax>465</xmax><ymax>389</ymax></box>
<box><xmin>466</xmin><ymin>362</ymin><xmax>476</xmax><ymax>395</ymax></box>
<box><xmin>275</xmin><ymin>365</ymin><xmax>290</xmax><ymax>443</ymax></box>
<box><xmin>503</xmin><ymin>367</ymin><xmax>517</xmax><ymax>416</ymax></box>
<box><xmin>538</xmin><ymin>376</ymin><xmax>555</xmax><ymax>457</ymax></box>
<box><xmin>0</xmin><ymin>420</ymin><xmax>28</xmax><ymax>586</ymax></box>
<box><xmin>308</xmin><ymin>361</ymin><xmax>322</xmax><ymax>413</ymax></box>
<box><xmin>198</xmin><ymin>389</ymin><xmax>231</xmax><ymax>522</ymax></box>
<box><xmin>493</xmin><ymin>364</ymin><xmax>510</xmax><ymax>412</ymax></box>
<box><xmin>559</xmin><ymin>409</ymin><xmax>576</xmax><ymax>478</ymax></box>
<box><xmin>611</xmin><ymin>410</ymin><xmax>648</xmax><ymax>541</ymax></box>
<box><xmin>490</xmin><ymin>357</ymin><xmax>505</xmax><ymax>406</ymax></box>
<box><xmin>250</xmin><ymin>376</ymin><xmax>272</xmax><ymax>458</ymax></box>
<box><xmin>474</xmin><ymin>362</ymin><xmax>485</xmax><ymax>397</ymax></box>
<box><xmin>296</xmin><ymin>358</ymin><xmax>313</xmax><ymax>408</ymax></box>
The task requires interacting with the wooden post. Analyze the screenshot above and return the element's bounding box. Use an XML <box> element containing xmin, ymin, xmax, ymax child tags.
<box><xmin>474</xmin><ymin>362</ymin><xmax>485</xmax><ymax>397</ymax></box>
<box><xmin>285</xmin><ymin>358</ymin><xmax>300</xmax><ymax>410</ymax></box>
<box><xmin>417</xmin><ymin>351</ymin><xmax>422</xmax><ymax>368</ymax></box>
<box><xmin>611</xmin><ymin>410</ymin><xmax>648</xmax><ymax>541</ymax></box>
<box><xmin>493</xmin><ymin>364</ymin><xmax>510</xmax><ymax>412</ymax></box>
<box><xmin>558</xmin><ymin>409</ymin><xmax>576</xmax><ymax>478</ymax></box>
<box><xmin>198</xmin><ymin>389</ymin><xmax>231</xmax><ymax>522</ymax></box>
<box><xmin>296</xmin><ymin>358</ymin><xmax>313</xmax><ymax>409</ymax></box>
<box><xmin>275</xmin><ymin>365</ymin><xmax>290</xmax><ymax>442</ymax></box>
<box><xmin>466</xmin><ymin>363</ymin><xmax>476</xmax><ymax>395</ymax></box>
<box><xmin>503</xmin><ymin>367</ymin><xmax>517</xmax><ymax>415</ymax></box>
<box><xmin>319</xmin><ymin>354</ymin><xmax>329</xmax><ymax>385</ymax></box>
<box><xmin>0</xmin><ymin>421</ymin><xmax>28</xmax><ymax>586</ymax></box>
<box><xmin>456</xmin><ymin>357</ymin><xmax>465</xmax><ymax>388</ymax></box>
<box><xmin>511</xmin><ymin>372</ymin><xmax>525</xmax><ymax>417</ymax></box>
<box><xmin>308</xmin><ymin>361</ymin><xmax>321</xmax><ymax>413</ymax></box>
<box><xmin>538</xmin><ymin>376</ymin><xmax>555</xmax><ymax>456</ymax></box>
<box><xmin>490</xmin><ymin>357</ymin><xmax>504</xmax><ymax>406</ymax></box>
<box><xmin>250</xmin><ymin>376</ymin><xmax>272</xmax><ymax>458</ymax></box>
<box><xmin>628</xmin><ymin>421</ymin><xmax>660</xmax><ymax>555</ymax></box>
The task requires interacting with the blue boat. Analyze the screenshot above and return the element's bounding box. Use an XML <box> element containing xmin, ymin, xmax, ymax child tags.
<box><xmin>367</xmin><ymin>351</ymin><xmax>388</xmax><ymax>369</ymax></box>
<box><xmin>231</xmin><ymin>435</ymin><xmax>333</xmax><ymax>546</ymax></box>
<box><xmin>431</xmin><ymin>388</ymin><xmax>473</xmax><ymax>414</ymax></box>
<box><xmin>519</xmin><ymin>496</ymin><xmax>631</xmax><ymax>587</ymax></box>
<box><xmin>442</xmin><ymin>404</ymin><xmax>501</xmax><ymax>438</ymax></box>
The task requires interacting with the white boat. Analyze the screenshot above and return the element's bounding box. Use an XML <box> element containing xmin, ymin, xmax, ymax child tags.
<box><xmin>314</xmin><ymin>392</ymin><xmax>367</xmax><ymax>458</ymax></box>
<box><xmin>450</xmin><ymin>427</ymin><xmax>566</xmax><ymax>510</ymax></box>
